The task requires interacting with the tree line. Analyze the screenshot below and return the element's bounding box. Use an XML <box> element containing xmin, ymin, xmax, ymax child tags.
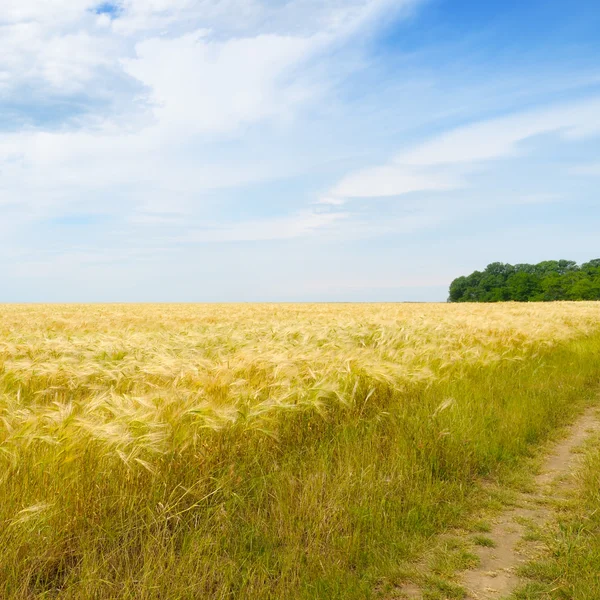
<box><xmin>449</xmin><ymin>259</ymin><xmax>600</xmax><ymax>302</ymax></box>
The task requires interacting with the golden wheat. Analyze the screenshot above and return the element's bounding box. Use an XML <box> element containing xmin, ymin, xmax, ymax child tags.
<box><xmin>1</xmin><ymin>302</ymin><xmax>599</xmax><ymax>599</ymax></box>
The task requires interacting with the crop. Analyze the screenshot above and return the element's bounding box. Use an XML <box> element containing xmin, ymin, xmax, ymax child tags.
<box><xmin>1</xmin><ymin>303</ymin><xmax>599</xmax><ymax>599</ymax></box>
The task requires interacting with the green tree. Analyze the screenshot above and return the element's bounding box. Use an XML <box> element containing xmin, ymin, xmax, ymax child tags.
<box><xmin>506</xmin><ymin>272</ymin><xmax>541</xmax><ymax>301</ymax></box>
<box><xmin>448</xmin><ymin>276</ymin><xmax>469</xmax><ymax>302</ymax></box>
<box><xmin>448</xmin><ymin>258</ymin><xmax>600</xmax><ymax>302</ymax></box>
<box><xmin>540</xmin><ymin>273</ymin><xmax>567</xmax><ymax>301</ymax></box>
<box><xmin>567</xmin><ymin>277</ymin><xmax>600</xmax><ymax>300</ymax></box>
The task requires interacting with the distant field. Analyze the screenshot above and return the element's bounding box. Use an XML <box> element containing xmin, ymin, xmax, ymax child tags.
<box><xmin>1</xmin><ymin>303</ymin><xmax>600</xmax><ymax>599</ymax></box>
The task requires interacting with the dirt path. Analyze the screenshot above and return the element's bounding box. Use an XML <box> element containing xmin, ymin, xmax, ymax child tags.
<box><xmin>395</xmin><ymin>407</ymin><xmax>600</xmax><ymax>600</ymax></box>
<box><xmin>461</xmin><ymin>407</ymin><xmax>600</xmax><ymax>599</ymax></box>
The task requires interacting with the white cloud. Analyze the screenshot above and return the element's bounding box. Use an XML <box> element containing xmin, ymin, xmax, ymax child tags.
<box><xmin>331</xmin><ymin>164</ymin><xmax>463</xmax><ymax>198</ymax></box>
<box><xmin>0</xmin><ymin>2</ymin><xmax>125</xmax><ymax>100</ymax></box>
<box><xmin>0</xmin><ymin>24</ymin><xmax>115</xmax><ymax>96</ymax></box>
<box><xmin>0</xmin><ymin>0</ymin><xmax>419</xmax><ymax>212</ymax></box>
<box><xmin>170</xmin><ymin>209</ymin><xmax>348</xmax><ymax>242</ymax></box>
<box><xmin>0</xmin><ymin>0</ymin><xmax>96</xmax><ymax>25</ymax></box>
<box><xmin>325</xmin><ymin>96</ymin><xmax>600</xmax><ymax>201</ymax></box>
<box><xmin>113</xmin><ymin>0</ymin><xmax>418</xmax><ymax>37</ymax></box>
<box><xmin>399</xmin><ymin>97</ymin><xmax>600</xmax><ymax>166</ymax></box>
<box><xmin>121</xmin><ymin>31</ymin><xmax>319</xmax><ymax>135</ymax></box>
<box><xmin>315</xmin><ymin>197</ymin><xmax>347</xmax><ymax>206</ymax></box>
<box><xmin>0</xmin><ymin>0</ymin><xmax>419</xmax><ymax>105</ymax></box>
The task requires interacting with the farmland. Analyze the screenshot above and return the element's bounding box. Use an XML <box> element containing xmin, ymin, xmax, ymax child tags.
<box><xmin>1</xmin><ymin>303</ymin><xmax>600</xmax><ymax>599</ymax></box>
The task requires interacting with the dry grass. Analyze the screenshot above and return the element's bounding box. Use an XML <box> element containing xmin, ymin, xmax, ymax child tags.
<box><xmin>1</xmin><ymin>302</ymin><xmax>599</xmax><ymax>599</ymax></box>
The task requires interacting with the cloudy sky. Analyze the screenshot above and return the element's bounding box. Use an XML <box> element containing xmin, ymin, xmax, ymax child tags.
<box><xmin>1</xmin><ymin>0</ymin><xmax>599</xmax><ymax>301</ymax></box>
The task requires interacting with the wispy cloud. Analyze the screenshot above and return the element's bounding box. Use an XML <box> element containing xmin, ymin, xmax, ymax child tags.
<box><xmin>0</xmin><ymin>0</ymin><xmax>422</xmax><ymax>217</ymax></box>
<box><xmin>397</xmin><ymin>97</ymin><xmax>600</xmax><ymax>166</ymax></box>
<box><xmin>151</xmin><ymin>209</ymin><xmax>349</xmax><ymax>243</ymax></box>
<box><xmin>330</xmin><ymin>164</ymin><xmax>463</xmax><ymax>198</ymax></box>
<box><xmin>323</xmin><ymin>96</ymin><xmax>600</xmax><ymax>204</ymax></box>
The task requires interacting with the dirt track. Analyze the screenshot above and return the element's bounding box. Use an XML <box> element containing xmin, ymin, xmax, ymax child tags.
<box><xmin>397</xmin><ymin>406</ymin><xmax>600</xmax><ymax>599</ymax></box>
<box><xmin>462</xmin><ymin>407</ymin><xmax>600</xmax><ymax>599</ymax></box>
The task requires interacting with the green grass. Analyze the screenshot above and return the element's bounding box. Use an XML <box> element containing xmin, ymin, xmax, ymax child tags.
<box><xmin>472</xmin><ymin>535</ymin><xmax>496</xmax><ymax>548</ymax></box>
<box><xmin>421</xmin><ymin>576</ymin><xmax>467</xmax><ymax>599</ymax></box>
<box><xmin>1</xmin><ymin>306</ymin><xmax>600</xmax><ymax>599</ymax></box>
<box><xmin>469</xmin><ymin>520</ymin><xmax>492</xmax><ymax>533</ymax></box>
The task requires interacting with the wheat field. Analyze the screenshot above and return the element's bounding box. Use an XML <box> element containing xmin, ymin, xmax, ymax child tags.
<box><xmin>1</xmin><ymin>303</ymin><xmax>600</xmax><ymax>599</ymax></box>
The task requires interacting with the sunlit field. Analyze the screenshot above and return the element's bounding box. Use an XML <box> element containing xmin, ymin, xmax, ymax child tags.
<box><xmin>2</xmin><ymin>303</ymin><xmax>600</xmax><ymax>599</ymax></box>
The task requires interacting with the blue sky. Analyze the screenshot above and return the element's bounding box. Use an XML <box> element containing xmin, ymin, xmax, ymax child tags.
<box><xmin>1</xmin><ymin>0</ymin><xmax>599</xmax><ymax>302</ymax></box>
